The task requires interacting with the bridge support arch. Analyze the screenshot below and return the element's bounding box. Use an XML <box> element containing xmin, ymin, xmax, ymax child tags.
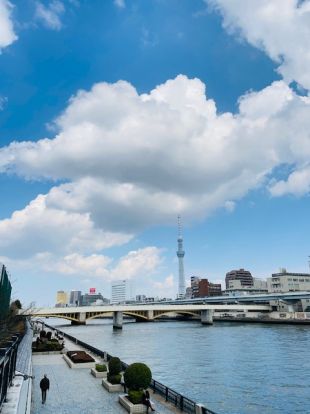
<box><xmin>201</xmin><ymin>309</ymin><xmax>214</xmax><ymax>325</ymax></box>
<box><xmin>113</xmin><ymin>311</ymin><xmax>123</xmax><ymax>329</ymax></box>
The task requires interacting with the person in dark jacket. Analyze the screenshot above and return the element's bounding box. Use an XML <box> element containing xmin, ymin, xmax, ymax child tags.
<box><xmin>142</xmin><ymin>390</ymin><xmax>155</xmax><ymax>412</ymax></box>
<box><xmin>40</xmin><ymin>374</ymin><xmax>50</xmax><ymax>404</ymax></box>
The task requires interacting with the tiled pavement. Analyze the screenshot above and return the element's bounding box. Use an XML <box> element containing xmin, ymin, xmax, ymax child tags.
<box><xmin>31</xmin><ymin>353</ymin><xmax>178</xmax><ymax>414</ymax></box>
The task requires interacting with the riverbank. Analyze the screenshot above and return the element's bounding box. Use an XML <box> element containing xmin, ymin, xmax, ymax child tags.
<box><xmin>34</xmin><ymin>323</ymin><xmax>213</xmax><ymax>414</ymax></box>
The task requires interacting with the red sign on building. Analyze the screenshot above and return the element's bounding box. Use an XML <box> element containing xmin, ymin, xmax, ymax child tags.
<box><xmin>89</xmin><ymin>287</ymin><xmax>96</xmax><ymax>294</ymax></box>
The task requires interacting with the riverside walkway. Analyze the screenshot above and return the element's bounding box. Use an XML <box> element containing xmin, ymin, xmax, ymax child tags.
<box><xmin>31</xmin><ymin>336</ymin><xmax>179</xmax><ymax>414</ymax></box>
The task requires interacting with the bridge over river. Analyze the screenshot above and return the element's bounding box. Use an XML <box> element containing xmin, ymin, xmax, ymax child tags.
<box><xmin>25</xmin><ymin>303</ymin><xmax>271</xmax><ymax>329</ymax></box>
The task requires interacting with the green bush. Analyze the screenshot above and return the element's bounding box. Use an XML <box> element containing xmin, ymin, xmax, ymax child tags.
<box><xmin>107</xmin><ymin>373</ymin><xmax>121</xmax><ymax>384</ymax></box>
<box><xmin>124</xmin><ymin>363</ymin><xmax>152</xmax><ymax>391</ymax></box>
<box><xmin>95</xmin><ymin>363</ymin><xmax>107</xmax><ymax>372</ymax></box>
<box><xmin>108</xmin><ymin>357</ymin><xmax>121</xmax><ymax>375</ymax></box>
<box><xmin>128</xmin><ymin>390</ymin><xmax>144</xmax><ymax>404</ymax></box>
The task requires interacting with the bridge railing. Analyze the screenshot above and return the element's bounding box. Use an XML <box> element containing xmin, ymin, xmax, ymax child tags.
<box><xmin>0</xmin><ymin>334</ymin><xmax>23</xmax><ymax>411</ymax></box>
<box><xmin>44</xmin><ymin>323</ymin><xmax>216</xmax><ymax>414</ymax></box>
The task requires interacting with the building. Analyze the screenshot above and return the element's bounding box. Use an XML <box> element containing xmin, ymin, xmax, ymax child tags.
<box><xmin>0</xmin><ymin>264</ymin><xmax>12</xmax><ymax>318</ymax></box>
<box><xmin>56</xmin><ymin>290</ymin><xmax>68</xmax><ymax>306</ymax></box>
<box><xmin>80</xmin><ymin>293</ymin><xmax>109</xmax><ymax>306</ymax></box>
<box><xmin>111</xmin><ymin>280</ymin><xmax>135</xmax><ymax>304</ymax></box>
<box><xmin>69</xmin><ymin>290</ymin><xmax>82</xmax><ymax>306</ymax></box>
<box><xmin>136</xmin><ymin>294</ymin><xmax>147</xmax><ymax>302</ymax></box>
<box><xmin>225</xmin><ymin>269</ymin><xmax>253</xmax><ymax>289</ymax></box>
<box><xmin>267</xmin><ymin>269</ymin><xmax>310</xmax><ymax>293</ymax></box>
<box><xmin>190</xmin><ymin>276</ymin><xmax>200</xmax><ymax>298</ymax></box>
<box><xmin>185</xmin><ymin>287</ymin><xmax>192</xmax><ymax>299</ymax></box>
<box><xmin>197</xmin><ymin>279</ymin><xmax>222</xmax><ymax>297</ymax></box>
<box><xmin>224</xmin><ymin>278</ymin><xmax>268</xmax><ymax>296</ymax></box>
<box><xmin>190</xmin><ymin>276</ymin><xmax>222</xmax><ymax>298</ymax></box>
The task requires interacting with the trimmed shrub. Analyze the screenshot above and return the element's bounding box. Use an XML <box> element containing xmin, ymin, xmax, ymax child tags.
<box><xmin>108</xmin><ymin>357</ymin><xmax>121</xmax><ymax>375</ymax></box>
<box><xmin>107</xmin><ymin>373</ymin><xmax>121</xmax><ymax>384</ymax></box>
<box><xmin>124</xmin><ymin>363</ymin><xmax>152</xmax><ymax>391</ymax></box>
<box><xmin>95</xmin><ymin>363</ymin><xmax>107</xmax><ymax>372</ymax></box>
<box><xmin>128</xmin><ymin>390</ymin><xmax>144</xmax><ymax>404</ymax></box>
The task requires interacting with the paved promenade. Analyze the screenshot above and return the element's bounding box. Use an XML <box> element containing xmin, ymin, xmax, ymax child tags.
<box><xmin>31</xmin><ymin>338</ymin><xmax>178</xmax><ymax>414</ymax></box>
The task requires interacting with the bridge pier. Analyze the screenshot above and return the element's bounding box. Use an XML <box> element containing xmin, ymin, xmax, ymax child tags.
<box><xmin>201</xmin><ymin>309</ymin><xmax>214</xmax><ymax>325</ymax></box>
<box><xmin>113</xmin><ymin>311</ymin><xmax>123</xmax><ymax>329</ymax></box>
<box><xmin>71</xmin><ymin>312</ymin><xmax>86</xmax><ymax>325</ymax></box>
<box><xmin>147</xmin><ymin>310</ymin><xmax>154</xmax><ymax>321</ymax></box>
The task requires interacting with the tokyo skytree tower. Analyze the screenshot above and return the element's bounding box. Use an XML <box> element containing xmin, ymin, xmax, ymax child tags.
<box><xmin>177</xmin><ymin>215</ymin><xmax>186</xmax><ymax>298</ymax></box>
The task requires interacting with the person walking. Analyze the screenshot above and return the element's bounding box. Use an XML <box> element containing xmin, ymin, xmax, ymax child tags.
<box><xmin>40</xmin><ymin>374</ymin><xmax>50</xmax><ymax>404</ymax></box>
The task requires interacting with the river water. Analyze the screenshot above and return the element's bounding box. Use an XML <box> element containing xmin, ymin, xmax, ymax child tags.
<box><xmin>50</xmin><ymin>319</ymin><xmax>310</xmax><ymax>414</ymax></box>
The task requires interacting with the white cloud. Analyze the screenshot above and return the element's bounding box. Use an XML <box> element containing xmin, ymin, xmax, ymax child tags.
<box><xmin>208</xmin><ymin>0</ymin><xmax>310</xmax><ymax>91</ymax></box>
<box><xmin>110</xmin><ymin>247</ymin><xmax>162</xmax><ymax>280</ymax></box>
<box><xmin>1</xmin><ymin>75</ymin><xmax>310</xmax><ymax>227</ymax></box>
<box><xmin>224</xmin><ymin>201</ymin><xmax>235</xmax><ymax>213</ymax></box>
<box><xmin>1</xmin><ymin>247</ymin><xmax>162</xmax><ymax>285</ymax></box>
<box><xmin>1</xmin><ymin>75</ymin><xmax>310</xmax><ymax>279</ymax></box>
<box><xmin>0</xmin><ymin>194</ymin><xmax>132</xmax><ymax>259</ymax></box>
<box><xmin>269</xmin><ymin>165</ymin><xmax>310</xmax><ymax>197</ymax></box>
<box><xmin>114</xmin><ymin>0</ymin><xmax>125</xmax><ymax>9</ymax></box>
<box><xmin>0</xmin><ymin>0</ymin><xmax>17</xmax><ymax>51</ymax></box>
<box><xmin>153</xmin><ymin>274</ymin><xmax>174</xmax><ymax>290</ymax></box>
<box><xmin>0</xmin><ymin>95</ymin><xmax>7</xmax><ymax>110</ymax></box>
<box><xmin>35</xmin><ymin>0</ymin><xmax>65</xmax><ymax>31</ymax></box>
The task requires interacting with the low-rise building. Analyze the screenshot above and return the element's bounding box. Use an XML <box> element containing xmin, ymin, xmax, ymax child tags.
<box><xmin>267</xmin><ymin>269</ymin><xmax>310</xmax><ymax>293</ymax></box>
<box><xmin>80</xmin><ymin>293</ymin><xmax>109</xmax><ymax>306</ymax></box>
<box><xmin>224</xmin><ymin>278</ymin><xmax>268</xmax><ymax>296</ymax></box>
<box><xmin>190</xmin><ymin>277</ymin><xmax>222</xmax><ymax>298</ymax></box>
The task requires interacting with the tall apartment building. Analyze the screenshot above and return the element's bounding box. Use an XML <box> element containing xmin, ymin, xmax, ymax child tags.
<box><xmin>69</xmin><ymin>290</ymin><xmax>82</xmax><ymax>306</ymax></box>
<box><xmin>111</xmin><ymin>280</ymin><xmax>135</xmax><ymax>304</ymax></box>
<box><xmin>225</xmin><ymin>269</ymin><xmax>253</xmax><ymax>289</ymax></box>
<box><xmin>56</xmin><ymin>290</ymin><xmax>68</xmax><ymax>306</ymax></box>
<box><xmin>190</xmin><ymin>276</ymin><xmax>200</xmax><ymax>298</ymax></box>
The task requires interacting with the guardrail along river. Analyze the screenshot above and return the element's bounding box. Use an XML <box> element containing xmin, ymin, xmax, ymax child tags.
<box><xmin>49</xmin><ymin>319</ymin><xmax>310</xmax><ymax>414</ymax></box>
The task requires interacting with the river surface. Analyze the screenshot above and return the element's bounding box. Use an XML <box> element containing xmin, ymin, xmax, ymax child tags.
<box><xmin>49</xmin><ymin>319</ymin><xmax>310</xmax><ymax>414</ymax></box>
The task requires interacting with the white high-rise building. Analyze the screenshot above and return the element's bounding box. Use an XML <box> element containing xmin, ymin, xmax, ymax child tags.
<box><xmin>111</xmin><ymin>280</ymin><xmax>135</xmax><ymax>304</ymax></box>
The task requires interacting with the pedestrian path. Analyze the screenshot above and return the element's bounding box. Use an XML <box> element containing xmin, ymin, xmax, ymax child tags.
<box><xmin>32</xmin><ymin>350</ymin><xmax>178</xmax><ymax>413</ymax></box>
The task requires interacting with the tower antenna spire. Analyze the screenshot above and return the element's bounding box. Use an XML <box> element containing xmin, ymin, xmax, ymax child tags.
<box><xmin>178</xmin><ymin>215</ymin><xmax>182</xmax><ymax>239</ymax></box>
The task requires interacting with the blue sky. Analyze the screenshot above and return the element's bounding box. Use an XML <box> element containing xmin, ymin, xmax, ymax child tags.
<box><xmin>0</xmin><ymin>0</ymin><xmax>310</xmax><ymax>306</ymax></box>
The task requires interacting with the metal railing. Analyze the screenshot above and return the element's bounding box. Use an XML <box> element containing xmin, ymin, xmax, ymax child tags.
<box><xmin>0</xmin><ymin>334</ymin><xmax>22</xmax><ymax>411</ymax></box>
<box><xmin>44</xmin><ymin>323</ymin><xmax>216</xmax><ymax>414</ymax></box>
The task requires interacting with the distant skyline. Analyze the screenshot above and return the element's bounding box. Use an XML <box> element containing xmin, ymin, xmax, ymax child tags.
<box><xmin>0</xmin><ymin>0</ymin><xmax>310</xmax><ymax>306</ymax></box>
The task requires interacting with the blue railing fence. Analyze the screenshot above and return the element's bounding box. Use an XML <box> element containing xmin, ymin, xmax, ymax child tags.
<box><xmin>43</xmin><ymin>322</ymin><xmax>216</xmax><ymax>414</ymax></box>
<box><xmin>0</xmin><ymin>334</ymin><xmax>23</xmax><ymax>410</ymax></box>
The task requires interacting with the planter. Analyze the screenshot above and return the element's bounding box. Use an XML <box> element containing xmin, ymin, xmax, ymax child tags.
<box><xmin>119</xmin><ymin>394</ymin><xmax>147</xmax><ymax>414</ymax></box>
<box><xmin>102</xmin><ymin>378</ymin><xmax>123</xmax><ymax>392</ymax></box>
<box><xmin>91</xmin><ymin>368</ymin><xmax>108</xmax><ymax>378</ymax></box>
<box><xmin>63</xmin><ymin>354</ymin><xmax>96</xmax><ymax>369</ymax></box>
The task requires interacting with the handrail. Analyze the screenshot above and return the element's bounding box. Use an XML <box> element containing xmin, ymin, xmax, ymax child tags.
<box><xmin>44</xmin><ymin>322</ymin><xmax>216</xmax><ymax>414</ymax></box>
<box><xmin>0</xmin><ymin>333</ymin><xmax>23</xmax><ymax>411</ymax></box>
